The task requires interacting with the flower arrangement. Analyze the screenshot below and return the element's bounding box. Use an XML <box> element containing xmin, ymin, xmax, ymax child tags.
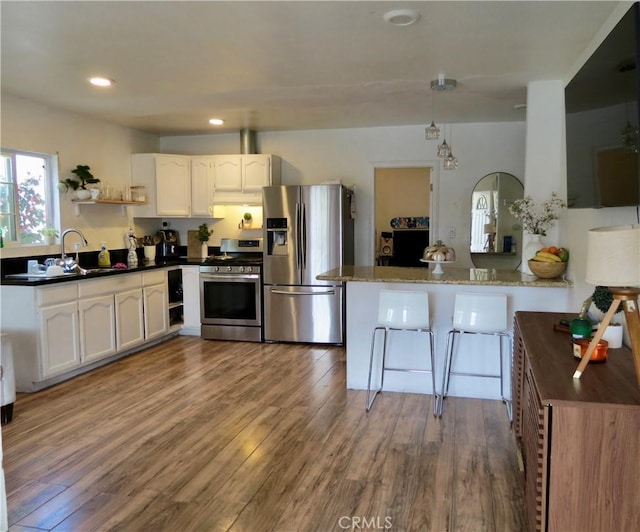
<box><xmin>507</xmin><ymin>192</ymin><xmax>566</xmax><ymax>236</ymax></box>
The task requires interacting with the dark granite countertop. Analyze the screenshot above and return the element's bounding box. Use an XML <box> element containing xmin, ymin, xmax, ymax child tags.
<box><xmin>1</xmin><ymin>256</ymin><xmax>205</xmax><ymax>286</ymax></box>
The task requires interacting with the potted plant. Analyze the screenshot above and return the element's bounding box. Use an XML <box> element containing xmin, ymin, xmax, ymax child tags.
<box><xmin>196</xmin><ymin>223</ymin><xmax>213</xmax><ymax>259</ymax></box>
<box><xmin>579</xmin><ymin>286</ymin><xmax>624</xmax><ymax>348</ymax></box>
<box><xmin>243</xmin><ymin>212</ymin><xmax>253</xmax><ymax>228</ymax></box>
<box><xmin>42</xmin><ymin>227</ymin><xmax>59</xmax><ymax>245</ymax></box>
<box><xmin>58</xmin><ymin>165</ymin><xmax>100</xmax><ymax>199</ymax></box>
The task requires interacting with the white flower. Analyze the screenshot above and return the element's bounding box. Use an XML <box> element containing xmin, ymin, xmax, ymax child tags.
<box><xmin>507</xmin><ymin>192</ymin><xmax>566</xmax><ymax>236</ymax></box>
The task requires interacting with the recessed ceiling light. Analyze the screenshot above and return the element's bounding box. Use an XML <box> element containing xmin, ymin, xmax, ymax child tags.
<box><xmin>383</xmin><ymin>9</ymin><xmax>420</xmax><ymax>26</ymax></box>
<box><xmin>89</xmin><ymin>77</ymin><xmax>113</xmax><ymax>87</ymax></box>
<box><xmin>209</xmin><ymin>118</ymin><xmax>224</xmax><ymax>126</ymax></box>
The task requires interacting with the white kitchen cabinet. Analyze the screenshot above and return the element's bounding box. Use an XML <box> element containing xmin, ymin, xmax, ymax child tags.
<box><xmin>191</xmin><ymin>156</ymin><xmax>216</xmax><ymax>216</ymax></box>
<box><xmin>115</xmin><ymin>288</ymin><xmax>145</xmax><ymax>351</ymax></box>
<box><xmin>78</xmin><ymin>294</ymin><xmax>117</xmax><ymax>363</ymax></box>
<box><xmin>213</xmin><ymin>154</ymin><xmax>281</xmax><ymax>204</ymax></box>
<box><xmin>213</xmin><ymin>155</ymin><xmax>243</xmax><ymax>191</ymax></box>
<box><xmin>143</xmin><ymin>284</ymin><xmax>168</xmax><ymax>339</ymax></box>
<box><xmin>36</xmin><ymin>284</ymin><xmax>81</xmax><ymax>379</ymax></box>
<box><xmin>131</xmin><ymin>153</ymin><xmax>191</xmax><ymax>217</ymax></box>
<box><xmin>2</xmin><ymin>269</ymin><xmax>176</xmax><ymax>392</ymax></box>
<box><xmin>180</xmin><ymin>265</ymin><xmax>201</xmax><ymax>335</ymax></box>
<box><xmin>39</xmin><ymin>300</ymin><xmax>81</xmax><ymax>378</ymax></box>
<box><xmin>242</xmin><ymin>154</ymin><xmax>275</xmax><ymax>192</ymax></box>
<box><xmin>143</xmin><ymin>270</ymin><xmax>168</xmax><ymax>340</ymax></box>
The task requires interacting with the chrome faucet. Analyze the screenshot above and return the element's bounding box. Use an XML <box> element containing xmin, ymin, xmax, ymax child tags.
<box><xmin>60</xmin><ymin>228</ymin><xmax>88</xmax><ymax>272</ymax></box>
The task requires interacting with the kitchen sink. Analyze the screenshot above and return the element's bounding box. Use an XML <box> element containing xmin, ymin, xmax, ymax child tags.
<box><xmin>5</xmin><ymin>272</ymin><xmax>80</xmax><ymax>279</ymax></box>
<box><xmin>5</xmin><ymin>268</ymin><xmax>115</xmax><ymax>280</ymax></box>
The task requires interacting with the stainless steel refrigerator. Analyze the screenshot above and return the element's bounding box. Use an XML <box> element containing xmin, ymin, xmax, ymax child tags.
<box><xmin>263</xmin><ymin>184</ymin><xmax>355</xmax><ymax>344</ymax></box>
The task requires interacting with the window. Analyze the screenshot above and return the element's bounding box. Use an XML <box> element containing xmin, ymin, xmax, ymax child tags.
<box><xmin>0</xmin><ymin>149</ymin><xmax>58</xmax><ymax>244</ymax></box>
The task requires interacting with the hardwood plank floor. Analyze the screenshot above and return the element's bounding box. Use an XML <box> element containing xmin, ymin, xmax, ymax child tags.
<box><xmin>2</xmin><ymin>336</ymin><xmax>525</xmax><ymax>531</ymax></box>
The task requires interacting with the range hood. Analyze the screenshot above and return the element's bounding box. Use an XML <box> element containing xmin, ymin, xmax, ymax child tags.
<box><xmin>240</xmin><ymin>128</ymin><xmax>257</xmax><ymax>154</ymax></box>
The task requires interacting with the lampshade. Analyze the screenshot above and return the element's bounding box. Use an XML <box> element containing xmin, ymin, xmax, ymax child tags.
<box><xmin>585</xmin><ymin>225</ymin><xmax>640</xmax><ymax>286</ymax></box>
<box><xmin>483</xmin><ymin>223</ymin><xmax>496</xmax><ymax>234</ymax></box>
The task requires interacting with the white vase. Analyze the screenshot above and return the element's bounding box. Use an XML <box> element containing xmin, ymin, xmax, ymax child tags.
<box><xmin>521</xmin><ymin>233</ymin><xmax>544</xmax><ymax>274</ymax></box>
<box><xmin>201</xmin><ymin>242</ymin><xmax>209</xmax><ymax>259</ymax></box>
<box><xmin>74</xmin><ymin>189</ymin><xmax>91</xmax><ymax>200</ymax></box>
<box><xmin>601</xmin><ymin>324</ymin><xmax>623</xmax><ymax>349</ymax></box>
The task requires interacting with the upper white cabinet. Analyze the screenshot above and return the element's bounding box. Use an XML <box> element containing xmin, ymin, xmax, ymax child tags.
<box><xmin>213</xmin><ymin>154</ymin><xmax>281</xmax><ymax>204</ymax></box>
<box><xmin>132</xmin><ymin>153</ymin><xmax>281</xmax><ymax>215</ymax></box>
<box><xmin>213</xmin><ymin>155</ymin><xmax>243</xmax><ymax>191</ymax></box>
<box><xmin>131</xmin><ymin>154</ymin><xmax>191</xmax><ymax>217</ymax></box>
<box><xmin>191</xmin><ymin>156</ymin><xmax>216</xmax><ymax>217</ymax></box>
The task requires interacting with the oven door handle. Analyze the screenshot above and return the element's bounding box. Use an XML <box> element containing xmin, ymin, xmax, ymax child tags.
<box><xmin>269</xmin><ymin>289</ymin><xmax>336</xmax><ymax>296</ymax></box>
<box><xmin>200</xmin><ymin>274</ymin><xmax>260</xmax><ymax>280</ymax></box>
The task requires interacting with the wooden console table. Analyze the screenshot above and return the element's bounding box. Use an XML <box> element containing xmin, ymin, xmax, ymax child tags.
<box><xmin>512</xmin><ymin>311</ymin><xmax>640</xmax><ymax>532</ymax></box>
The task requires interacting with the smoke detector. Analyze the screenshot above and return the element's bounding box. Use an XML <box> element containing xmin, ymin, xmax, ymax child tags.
<box><xmin>383</xmin><ymin>9</ymin><xmax>420</xmax><ymax>26</ymax></box>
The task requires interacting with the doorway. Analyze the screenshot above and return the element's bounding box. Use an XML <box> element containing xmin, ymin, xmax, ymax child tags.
<box><xmin>374</xmin><ymin>166</ymin><xmax>433</xmax><ymax>265</ymax></box>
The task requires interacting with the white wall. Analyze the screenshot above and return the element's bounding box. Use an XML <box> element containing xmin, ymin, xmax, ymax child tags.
<box><xmin>3</xmin><ymin>92</ymin><xmax>638</xmax><ymax>320</ymax></box>
<box><xmin>0</xmin><ymin>93</ymin><xmax>159</xmax><ymax>257</ymax></box>
<box><xmin>161</xmin><ymin>122</ymin><xmax>527</xmax><ymax>268</ymax></box>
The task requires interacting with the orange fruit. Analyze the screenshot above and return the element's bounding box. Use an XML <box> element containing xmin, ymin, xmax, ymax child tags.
<box><xmin>548</xmin><ymin>246</ymin><xmax>559</xmax><ymax>255</ymax></box>
<box><xmin>540</xmin><ymin>247</ymin><xmax>550</xmax><ymax>253</ymax></box>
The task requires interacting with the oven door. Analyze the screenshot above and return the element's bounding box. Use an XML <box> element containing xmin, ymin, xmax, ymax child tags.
<box><xmin>200</xmin><ymin>273</ymin><xmax>261</xmax><ymax>327</ymax></box>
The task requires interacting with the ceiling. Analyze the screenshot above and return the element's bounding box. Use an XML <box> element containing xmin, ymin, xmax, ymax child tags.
<box><xmin>0</xmin><ymin>1</ymin><xmax>628</xmax><ymax>137</ymax></box>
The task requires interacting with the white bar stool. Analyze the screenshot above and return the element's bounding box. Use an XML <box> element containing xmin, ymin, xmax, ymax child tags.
<box><xmin>366</xmin><ymin>290</ymin><xmax>438</xmax><ymax>415</ymax></box>
<box><xmin>439</xmin><ymin>292</ymin><xmax>511</xmax><ymax>420</ymax></box>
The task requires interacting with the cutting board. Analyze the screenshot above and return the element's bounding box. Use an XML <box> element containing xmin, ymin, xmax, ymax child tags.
<box><xmin>187</xmin><ymin>230</ymin><xmax>204</xmax><ymax>259</ymax></box>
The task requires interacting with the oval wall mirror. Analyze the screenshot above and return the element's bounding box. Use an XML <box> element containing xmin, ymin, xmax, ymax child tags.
<box><xmin>469</xmin><ymin>172</ymin><xmax>523</xmax><ymax>270</ymax></box>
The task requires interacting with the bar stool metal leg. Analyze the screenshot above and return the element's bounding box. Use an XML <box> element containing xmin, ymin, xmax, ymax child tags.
<box><xmin>366</xmin><ymin>326</ymin><xmax>386</xmax><ymax>411</ymax></box>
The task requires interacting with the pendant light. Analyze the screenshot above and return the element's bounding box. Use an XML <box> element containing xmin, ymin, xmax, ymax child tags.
<box><xmin>437</xmin><ymin>136</ymin><xmax>450</xmax><ymax>158</ymax></box>
<box><xmin>428</xmin><ymin>74</ymin><xmax>457</xmax><ymax>154</ymax></box>
<box><xmin>443</xmin><ymin>123</ymin><xmax>459</xmax><ymax>170</ymax></box>
<box><xmin>425</xmin><ymin>88</ymin><xmax>440</xmax><ymax>140</ymax></box>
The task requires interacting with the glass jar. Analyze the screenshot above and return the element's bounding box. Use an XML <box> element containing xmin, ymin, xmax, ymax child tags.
<box><xmin>572</xmin><ymin>338</ymin><xmax>608</xmax><ymax>362</ymax></box>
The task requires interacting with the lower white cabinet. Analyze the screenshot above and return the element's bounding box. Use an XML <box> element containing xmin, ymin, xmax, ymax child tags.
<box><xmin>115</xmin><ymin>288</ymin><xmax>145</xmax><ymax>351</ymax></box>
<box><xmin>143</xmin><ymin>270</ymin><xmax>168</xmax><ymax>340</ymax></box>
<box><xmin>39</xmin><ymin>300</ymin><xmax>81</xmax><ymax>377</ymax></box>
<box><xmin>1</xmin><ymin>268</ymin><xmax>173</xmax><ymax>392</ymax></box>
<box><xmin>79</xmin><ymin>294</ymin><xmax>117</xmax><ymax>363</ymax></box>
<box><xmin>180</xmin><ymin>265</ymin><xmax>200</xmax><ymax>334</ymax></box>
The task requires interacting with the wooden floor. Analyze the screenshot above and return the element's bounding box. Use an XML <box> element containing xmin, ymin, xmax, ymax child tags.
<box><xmin>2</xmin><ymin>336</ymin><xmax>526</xmax><ymax>531</ymax></box>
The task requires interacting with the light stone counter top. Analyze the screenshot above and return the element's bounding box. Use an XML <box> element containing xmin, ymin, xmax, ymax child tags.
<box><xmin>317</xmin><ymin>265</ymin><xmax>572</xmax><ymax>288</ymax></box>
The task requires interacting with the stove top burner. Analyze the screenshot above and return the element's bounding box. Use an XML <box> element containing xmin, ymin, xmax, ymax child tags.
<box><xmin>202</xmin><ymin>253</ymin><xmax>263</xmax><ymax>266</ymax></box>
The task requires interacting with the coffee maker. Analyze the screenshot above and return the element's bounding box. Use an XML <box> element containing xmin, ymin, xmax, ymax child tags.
<box><xmin>156</xmin><ymin>229</ymin><xmax>180</xmax><ymax>258</ymax></box>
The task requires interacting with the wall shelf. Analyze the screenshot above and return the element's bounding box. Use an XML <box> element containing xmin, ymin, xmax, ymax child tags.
<box><xmin>71</xmin><ymin>199</ymin><xmax>147</xmax><ymax>217</ymax></box>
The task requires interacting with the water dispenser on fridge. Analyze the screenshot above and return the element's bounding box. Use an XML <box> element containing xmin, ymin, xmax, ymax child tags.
<box><xmin>266</xmin><ymin>218</ymin><xmax>289</xmax><ymax>256</ymax></box>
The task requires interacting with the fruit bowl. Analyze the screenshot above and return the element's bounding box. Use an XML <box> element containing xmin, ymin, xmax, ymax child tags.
<box><xmin>528</xmin><ymin>260</ymin><xmax>567</xmax><ymax>279</ymax></box>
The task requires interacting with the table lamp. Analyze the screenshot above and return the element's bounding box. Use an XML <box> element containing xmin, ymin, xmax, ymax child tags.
<box><xmin>573</xmin><ymin>224</ymin><xmax>640</xmax><ymax>384</ymax></box>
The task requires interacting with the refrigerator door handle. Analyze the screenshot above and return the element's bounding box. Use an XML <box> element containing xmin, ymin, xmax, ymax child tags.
<box><xmin>301</xmin><ymin>202</ymin><xmax>307</xmax><ymax>270</ymax></box>
<box><xmin>295</xmin><ymin>202</ymin><xmax>302</xmax><ymax>269</ymax></box>
<box><xmin>269</xmin><ymin>289</ymin><xmax>336</xmax><ymax>296</ymax></box>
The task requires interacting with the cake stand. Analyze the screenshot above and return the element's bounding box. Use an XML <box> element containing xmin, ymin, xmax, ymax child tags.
<box><xmin>419</xmin><ymin>259</ymin><xmax>454</xmax><ymax>275</ymax></box>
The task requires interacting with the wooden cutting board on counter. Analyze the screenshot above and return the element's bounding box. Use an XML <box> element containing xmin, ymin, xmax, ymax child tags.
<box><xmin>187</xmin><ymin>230</ymin><xmax>203</xmax><ymax>259</ymax></box>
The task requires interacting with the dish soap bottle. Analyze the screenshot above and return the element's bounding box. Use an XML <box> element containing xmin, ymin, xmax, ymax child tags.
<box><xmin>98</xmin><ymin>241</ymin><xmax>111</xmax><ymax>268</ymax></box>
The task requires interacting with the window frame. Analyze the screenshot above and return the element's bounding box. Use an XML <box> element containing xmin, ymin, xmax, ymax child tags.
<box><xmin>0</xmin><ymin>147</ymin><xmax>59</xmax><ymax>246</ymax></box>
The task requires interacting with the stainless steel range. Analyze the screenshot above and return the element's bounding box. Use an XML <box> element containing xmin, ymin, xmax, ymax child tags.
<box><xmin>200</xmin><ymin>238</ymin><xmax>263</xmax><ymax>342</ymax></box>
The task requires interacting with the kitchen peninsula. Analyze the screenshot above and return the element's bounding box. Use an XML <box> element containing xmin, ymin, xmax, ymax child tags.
<box><xmin>318</xmin><ymin>265</ymin><xmax>572</xmax><ymax>401</ymax></box>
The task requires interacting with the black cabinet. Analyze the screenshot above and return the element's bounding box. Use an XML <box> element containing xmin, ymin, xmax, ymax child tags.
<box><xmin>167</xmin><ymin>268</ymin><xmax>183</xmax><ymax>328</ymax></box>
